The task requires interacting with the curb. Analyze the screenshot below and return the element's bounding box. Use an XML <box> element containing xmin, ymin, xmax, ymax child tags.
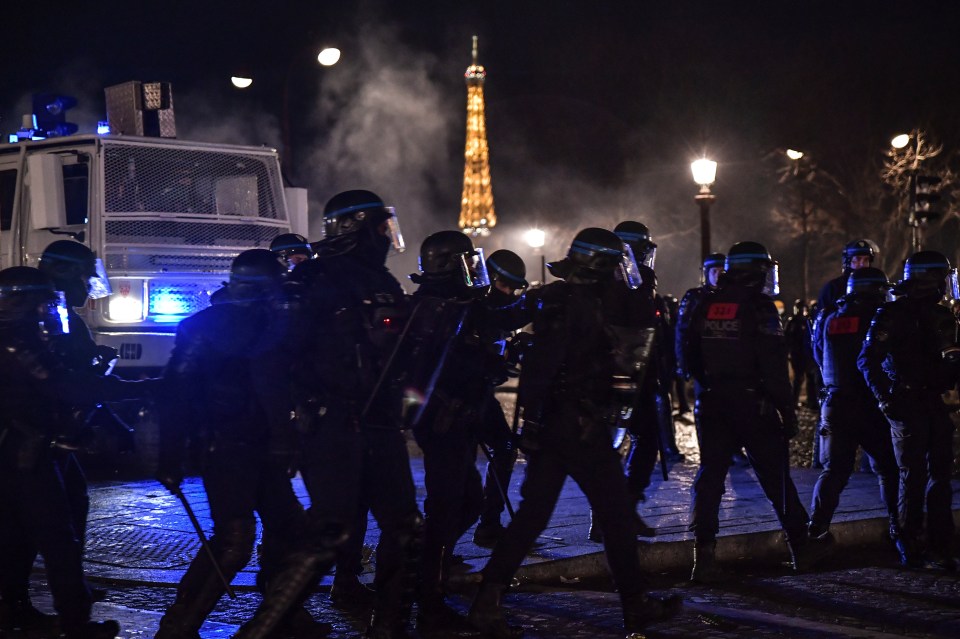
<box><xmin>515</xmin><ymin>509</ymin><xmax>960</xmax><ymax>584</ymax></box>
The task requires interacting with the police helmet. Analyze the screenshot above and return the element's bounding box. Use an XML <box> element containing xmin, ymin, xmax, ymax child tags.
<box><xmin>548</xmin><ymin>227</ymin><xmax>625</xmax><ymax>282</ymax></box>
<box><xmin>725</xmin><ymin>241</ymin><xmax>779</xmax><ymax>295</ymax></box>
<box><xmin>228</xmin><ymin>249</ymin><xmax>287</xmax><ymax>304</ymax></box>
<box><xmin>270</xmin><ymin>233</ymin><xmax>313</xmax><ymax>262</ymax></box>
<box><xmin>842</xmin><ymin>239</ymin><xmax>876</xmax><ymax>271</ymax></box>
<box><xmin>702</xmin><ymin>252</ymin><xmax>725</xmax><ymax>286</ymax></box>
<box><xmin>321</xmin><ymin>190</ymin><xmax>404</xmax><ymax>258</ymax></box>
<box><xmin>0</xmin><ymin>266</ymin><xmax>68</xmax><ymax>337</ymax></box>
<box><xmin>486</xmin><ymin>249</ymin><xmax>528</xmax><ymax>289</ymax></box>
<box><xmin>614</xmin><ymin>221</ymin><xmax>657</xmax><ymax>268</ymax></box>
<box><xmin>39</xmin><ymin>240</ymin><xmax>111</xmax><ymax>307</ymax></box>
<box><xmin>414</xmin><ymin>230</ymin><xmax>490</xmax><ymax>290</ymax></box>
<box><xmin>902</xmin><ymin>250</ymin><xmax>958</xmax><ymax>299</ymax></box>
<box><xmin>845</xmin><ymin>267</ymin><xmax>890</xmax><ymax>298</ymax></box>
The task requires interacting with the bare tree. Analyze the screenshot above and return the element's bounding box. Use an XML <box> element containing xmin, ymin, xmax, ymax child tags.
<box><xmin>769</xmin><ymin>150</ymin><xmax>846</xmax><ymax>301</ymax></box>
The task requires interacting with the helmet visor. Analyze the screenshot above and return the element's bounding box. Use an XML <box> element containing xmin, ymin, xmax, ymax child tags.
<box><xmin>41</xmin><ymin>291</ymin><xmax>71</xmax><ymax>337</ymax></box>
<box><xmin>762</xmin><ymin>262</ymin><xmax>780</xmax><ymax>297</ymax></box>
<box><xmin>383</xmin><ymin>208</ymin><xmax>405</xmax><ymax>255</ymax></box>
<box><xmin>87</xmin><ymin>259</ymin><xmax>112</xmax><ymax>300</ymax></box>
<box><xmin>947</xmin><ymin>268</ymin><xmax>960</xmax><ymax>301</ymax></box>
<box><xmin>457</xmin><ymin>248</ymin><xmax>491</xmax><ymax>289</ymax></box>
<box><xmin>639</xmin><ymin>245</ymin><xmax>656</xmax><ymax>269</ymax></box>
<box><xmin>619</xmin><ymin>243</ymin><xmax>643</xmax><ymax>290</ymax></box>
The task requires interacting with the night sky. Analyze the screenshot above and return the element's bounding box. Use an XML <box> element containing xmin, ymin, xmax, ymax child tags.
<box><xmin>4</xmin><ymin>0</ymin><xmax>960</xmax><ymax>300</ymax></box>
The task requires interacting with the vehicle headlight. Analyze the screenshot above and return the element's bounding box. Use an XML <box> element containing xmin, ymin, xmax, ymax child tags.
<box><xmin>107</xmin><ymin>279</ymin><xmax>147</xmax><ymax>322</ymax></box>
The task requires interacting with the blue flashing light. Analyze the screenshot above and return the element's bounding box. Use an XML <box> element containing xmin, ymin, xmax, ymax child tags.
<box><xmin>150</xmin><ymin>292</ymin><xmax>192</xmax><ymax>316</ymax></box>
<box><xmin>7</xmin><ymin>135</ymin><xmax>16</xmax><ymax>143</ymax></box>
<box><xmin>97</xmin><ymin>121</ymin><xmax>111</xmax><ymax>135</ymax></box>
<box><xmin>151</xmin><ymin>314</ymin><xmax>188</xmax><ymax>323</ymax></box>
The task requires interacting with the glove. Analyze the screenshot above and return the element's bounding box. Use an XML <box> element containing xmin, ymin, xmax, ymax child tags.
<box><xmin>155</xmin><ymin>464</ymin><xmax>184</xmax><ymax>493</ymax></box>
<box><xmin>879</xmin><ymin>397</ymin><xmax>907</xmax><ymax>422</ymax></box>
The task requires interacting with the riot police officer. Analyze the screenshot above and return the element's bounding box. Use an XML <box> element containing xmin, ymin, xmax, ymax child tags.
<box><xmin>685</xmin><ymin>242</ymin><xmax>819</xmax><ymax>582</ymax></box>
<box><xmin>609</xmin><ymin>221</ymin><xmax>663</xmax><ymax>534</ymax></box>
<box><xmin>816</xmin><ymin>239</ymin><xmax>877</xmax><ymax>317</ymax></box>
<box><xmin>154</xmin><ymin>249</ymin><xmax>320</xmax><ymax>639</ymax></box>
<box><xmin>858</xmin><ymin>251</ymin><xmax>959</xmax><ymax>569</ymax></box>
<box><xmin>0</xmin><ymin>241</ymin><xmax>123</xmax><ymax>632</ymax></box>
<box><xmin>468</xmin><ymin>228</ymin><xmax>680</xmax><ymax>639</ymax></box>
<box><xmin>675</xmin><ymin>253</ymin><xmax>725</xmax><ymax>380</ymax></box>
<box><xmin>406</xmin><ymin>231</ymin><xmax>494</xmax><ymax>636</ymax></box>
<box><xmin>234</xmin><ymin>190</ymin><xmax>422</xmax><ymax>639</ymax></box>
<box><xmin>270</xmin><ymin>233</ymin><xmax>314</xmax><ymax>270</ymax></box>
<box><xmin>809</xmin><ymin>268</ymin><xmax>900</xmax><ymax>545</ymax></box>
<box><xmin>0</xmin><ymin>266</ymin><xmax>153</xmax><ymax>639</ymax></box>
<box><xmin>473</xmin><ymin>250</ymin><xmax>527</xmax><ymax>548</ymax></box>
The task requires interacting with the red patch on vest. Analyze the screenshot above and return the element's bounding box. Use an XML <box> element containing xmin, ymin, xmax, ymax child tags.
<box><xmin>706</xmin><ymin>303</ymin><xmax>739</xmax><ymax>320</ymax></box>
<box><xmin>827</xmin><ymin>316</ymin><xmax>860</xmax><ymax>335</ymax></box>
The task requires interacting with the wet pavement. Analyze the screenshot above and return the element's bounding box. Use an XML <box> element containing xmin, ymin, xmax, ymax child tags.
<box><xmin>15</xmin><ymin>400</ymin><xmax>960</xmax><ymax>637</ymax></box>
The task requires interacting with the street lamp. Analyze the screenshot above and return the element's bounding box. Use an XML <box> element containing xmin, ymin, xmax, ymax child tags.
<box><xmin>890</xmin><ymin>133</ymin><xmax>911</xmax><ymax>149</ymax></box>
<box><xmin>231</xmin><ymin>47</ymin><xmax>341</xmax><ymax>172</ymax></box>
<box><xmin>691</xmin><ymin>158</ymin><xmax>718</xmax><ymax>262</ymax></box>
<box><xmin>524</xmin><ymin>228</ymin><xmax>546</xmax><ymax>284</ymax></box>
<box><xmin>786</xmin><ymin>149</ymin><xmax>811</xmax><ymax>301</ymax></box>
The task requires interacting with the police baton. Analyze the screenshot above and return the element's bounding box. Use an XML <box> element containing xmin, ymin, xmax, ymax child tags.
<box><xmin>171</xmin><ymin>486</ymin><xmax>237</xmax><ymax>599</ymax></box>
<box><xmin>478</xmin><ymin>440</ymin><xmax>515</xmax><ymax>519</ymax></box>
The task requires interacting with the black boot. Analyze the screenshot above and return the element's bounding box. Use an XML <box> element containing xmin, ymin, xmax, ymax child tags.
<box><xmin>416</xmin><ymin>596</ymin><xmax>480</xmax><ymax>638</ymax></box>
<box><xmin>330</xmin><ymin>574</ymin><xmax>375</xmax><ymax>612</ymax></box>
<box><xmin>64</xmin><ymin>620</ymin><xmax>121</xmax><ymax>639</ymax></box>
<box><xmin>473</xmin><ymin>520</ymin><xmax>505</xmax><ymax>548</ymax></box>
<box><xmin>622</xmin><ymin>592</ymin><xmax>682</xmax><ymax>634</ymax></box>
<box><xmin>789</xmin><ymin>530</ymin><xmax>834</xmax><ymax>572</ymax></box>
<box><xmin>0</xmin><ymin>598</ymin><xmax>57</xmax><ymax>632</ymax></box>
<box><xmin>273</xmin><ymin>606</ymin><xmax>333</xmax><ymax>638</ymax></box>
<box><xmin>633</xmin><ymin>513</ymin><xmax>655</xmax><ymax>538</ymax></box>
<box><xmin>690</xmin><ymin>541</ymin><xmax>723</xmax><ymax>584</ymax></box>
<box><xmin>467</xmin><ymin>582</ymin><xmax>523</xmax><ymax>638</ymax></box>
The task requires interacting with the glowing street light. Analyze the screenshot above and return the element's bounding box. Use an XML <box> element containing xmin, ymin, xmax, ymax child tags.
<box><xmin>786</xmin><ymin>149</ymin><xmax>804</xmax><ymax>160</ymax></box>
<box><xmin>525</xmin><ymin>228</ymin><xmax>547</xmax><ymax>284</ymax></box>
<box><xmin>230</xmin><ymin>76</ymin><xmax>253</xmax><ymax>89</ymax></box>
<box><xmin>691</xmin><ymin>158</ymin><xmax>718</xmax><ymax>262</ymax></box>
<box><xmin>891</xmin><ymin>133</ymin><xmax>911</xmax><ymax>149</ymax></box>
<box><xmin>317</xmin><ymin>47</ymin><xmax>341</xmax><ymax>66</ymax></box>
<box><xmin>524</xmin><ymin>228</ymin><xmax>545</xmax><ymax>249</ymax></box>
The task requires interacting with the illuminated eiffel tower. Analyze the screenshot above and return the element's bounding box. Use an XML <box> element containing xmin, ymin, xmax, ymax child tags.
<box><xmin>458</xmin><ymin>36</ymin><xmax>496</xmax><ymax>237</ymax></box>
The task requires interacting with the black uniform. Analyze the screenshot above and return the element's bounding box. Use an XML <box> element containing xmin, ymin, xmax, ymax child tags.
<box><xmin>407</xmin><ymin>279</ymin><xmax>488</xmax><ymax>614</ymax></box>
<box><xmin>481</xmin><ymin>280</ymin><xmax>654</xmax><ymax>610</ymax></box>
<box><xmin>0</xmin><ymin>307</ymin><xmax>100</xmax><ymax>621</ymax></box>
<box><xmin>473</xmin><ymin>286</ymin><xmax>520</xmax><ymax>539</ymax></box>
<box><xmin>809</xmin><ymin>296</ymin><xmax>899</xmax><ymax>538</ymax></box>
<box><xmin>686</xmin><ymin>277</ymin><xmax>809</xmax><ymax>547</ymax></box>
<box><xmin>236</xmin><ymin>250</ymin><xmax>421</xmax><ymax>639</ymax></box>
<box><xmin>0</xmin><ymin>325</ymin><xmax>151</xmax><ymax>636</ymax></box>
<box><xmin>155</xmin><ymin>292</ymin><xmax>310</xmax><ymax>637</ymax></box>
<box><xmin>858</xmin><ymin>293</ymin><xmax>958</xmax><ymax>561</ymax></box>
<box><xmin>816</xmin><ymin>274</ymin><xmax>847</xmax><ymax>318</ymax></box>
<box><xmin>622</xmin><ymin>265</ymin><xmax>662</xmax><ymax>503</ymax></box>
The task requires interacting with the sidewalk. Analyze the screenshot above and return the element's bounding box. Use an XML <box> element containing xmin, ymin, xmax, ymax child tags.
<box><xmin>82</xmin><ymin>452</ymin><xmax>960</xmax><ymax>591</ymax></box>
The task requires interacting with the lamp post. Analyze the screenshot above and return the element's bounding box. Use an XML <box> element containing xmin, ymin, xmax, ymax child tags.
<box><xmin>691</xmin><ymin>158</ymin><xmax>718</xmax><ymax>263</ymax></box>
<box><xmin>890</xmin><ymin>131</ymin><xmax>922</xmax><ymax>252</ymax></box>
<box><xmin>231</xmin><ymin>47</ymin><xmax>341</xmax><ymax>173</ymax></box>
<box><xmin>786</xmin><ymin>149</ymin><xmax>811</xmax><ymax>301</ymax></box>
<box><xmin>524</xmin><ymin>228</ymin><xmax>546</xmax><ymax>285</ymax></box>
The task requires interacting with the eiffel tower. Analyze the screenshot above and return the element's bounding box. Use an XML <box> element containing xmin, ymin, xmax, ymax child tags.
<box><xmin>458</xmin><ymin>36</ymin><xmax>496</xmax><ymax>237</ymax></box>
